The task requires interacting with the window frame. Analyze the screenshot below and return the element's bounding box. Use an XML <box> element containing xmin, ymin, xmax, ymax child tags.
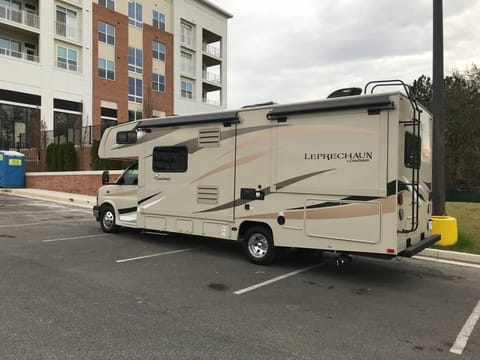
<box><xmin>98</xmin><ymin>57</ymin><xmax>115</xmax><ymax>80</ymax></box>
<box><xmin>128</xmin><ymin>77</ymin><xmax>143</xmax><ymax>103</ymax></box>
<box><xmin>152</xmin><ymin>73</ymin><xmax>165</xmax><ymax>92</ymax></box>
<box><xmin>152</xmin><ymin>40</ymin><xmax>166</xmax><ymax>61</ymax></box>
<box><xmin>57</xmin><ymin>45</ymin><xmax>77</xmax><ymax>72</ymax></box>
<box><xmin>128</xmin><ymin>46</ymin><xmax>143</xmax><ymax>74</ymax></box>
<box><xmin>98</xmin><ymin>0</ymin><xmax>114</xmax><ymax>10</ymax></box>
<box><xmin>98</xmin><ymin>21</ymin><xmax>115</xmax><ymax>46</ymax></box>
<box><xmin>152</xmin><ymin>10</ymin><xmax>165</xmax><ymax>31</ymax></box>
<box><xmin>181</xmin><ymin>80</ymin><xmax>193</xmax><ymax>100</ymax></box>
<box><xmin>128</xmin><ymin>1</ymin><xmax>143</xmax><ymax>28</ymax></box>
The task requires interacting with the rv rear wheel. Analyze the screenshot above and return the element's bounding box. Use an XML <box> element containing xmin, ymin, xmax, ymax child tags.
<box><xmin>101</xmin><ymin>205</ymin><xmax>120</xmax><ymax>233</ymax></box>
<box><xmin>243</xmin><ymin>226</ymin><xmax>276</xmax><ymax>265</ymax></box>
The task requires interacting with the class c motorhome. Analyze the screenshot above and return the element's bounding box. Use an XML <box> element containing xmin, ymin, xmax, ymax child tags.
<box><xmin>93</xmin><ymin>80</ymin><xmax>440</xmax><ymax>265</ymax></box>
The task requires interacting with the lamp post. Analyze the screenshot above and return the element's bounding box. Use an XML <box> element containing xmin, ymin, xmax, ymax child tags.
<box><xmin>432</xmin><ymin>0</ymin><xmax>446</xmax><ymax>215</ymax></box>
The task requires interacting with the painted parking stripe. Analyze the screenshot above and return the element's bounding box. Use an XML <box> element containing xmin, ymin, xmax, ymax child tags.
<box><xmin>450</xmin><ymin>299</ymin><xmax>480</xmax><ymax>355</ymax></box>
<box><xmin>43</xmin><ymin>234</ymin><xmax>110</xmax><ymax>243</ymax></box>
<box><xmin>0</xmin><ymin>219</ymin><xmax>92</xmax><ymax>228</ymax></box>
<box><xmin>116</xmin><ymin>247</ymin><xmax>198</xmax><ymax>263</ymax></box>
<box><xmin>233</xmin><ymin>263</ymin><xmax>322</xmax><ymax>295</ymax></box>
<box><xmin>0</xmin><ymin>209</ymin><xmax>90</xmax><ymax>215</ymax></box>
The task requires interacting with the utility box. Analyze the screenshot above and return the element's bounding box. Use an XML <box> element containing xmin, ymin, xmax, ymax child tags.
<box><xmin>0</xmin><ymin>151</ymin><xmax>25</xmax><ymax>188</ymax></box>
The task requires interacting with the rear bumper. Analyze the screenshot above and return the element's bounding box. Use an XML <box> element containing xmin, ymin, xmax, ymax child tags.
<box><xmin>398</xmin><ymin>234</ymin><xmax>441</xmax><ymax>257</ymax></box>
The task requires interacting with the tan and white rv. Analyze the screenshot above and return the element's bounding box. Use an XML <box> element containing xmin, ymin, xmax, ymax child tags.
<box><xmin>93</xmin><ymin>81</ymin><xmax>440</xmax><ymax>265</ymax></box>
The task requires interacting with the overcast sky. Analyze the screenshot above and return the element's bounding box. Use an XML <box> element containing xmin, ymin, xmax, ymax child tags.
<box><xmin>212</xmin><ymin>0</ymin><xmax>479</xmax><ymax>109</ymax></box>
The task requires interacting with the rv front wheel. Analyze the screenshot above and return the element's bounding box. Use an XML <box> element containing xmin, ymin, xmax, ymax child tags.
<box><xmin>101</xmin><ymin>205</ymin><xmax>120</xmax><ymax>233</ymax></box>
<box><xmin>243</xmin><ymin>226</ymin><xmax>275</xmax><ymax>265</ymax></box>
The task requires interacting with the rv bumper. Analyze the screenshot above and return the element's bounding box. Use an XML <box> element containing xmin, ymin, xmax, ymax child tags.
<box><xmin>398</xmin><ymin>234</ymin><xmax>441</xmax><ymax>257</ymax></box>
<box><xmin>93</xmin><ymin>206</ymin><xmax>101</xmax><ymax>222</ymax></box>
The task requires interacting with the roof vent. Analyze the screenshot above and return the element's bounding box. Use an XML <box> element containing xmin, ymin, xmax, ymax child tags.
<box><xmin>327</xmin><ymin>87</ymin><xmax>362</xmax><ymax>99</ymax></box>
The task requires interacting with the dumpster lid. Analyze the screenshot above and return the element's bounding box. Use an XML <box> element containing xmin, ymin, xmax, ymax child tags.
<box><xmin>0</xmin><ymin>151</ymin><xmax>24</xmax><ymax>157</ymax></box>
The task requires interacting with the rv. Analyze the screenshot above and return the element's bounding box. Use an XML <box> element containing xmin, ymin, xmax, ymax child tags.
<box><xmin>93</xmin><ymin>80</ymin><xmax>440</xmax><ymax>265</ymax></box>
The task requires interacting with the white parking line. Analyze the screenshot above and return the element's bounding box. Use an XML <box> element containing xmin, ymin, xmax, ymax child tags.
<box><xmin>0</xmin><ymin>219</ymin><xmax>92</xmax><ymax>228</ymax></box>
<box><xmin>43</xmin><ymin>234</ymin><xmax>109</xmax><ymax>243</ymax></box>
<box><xmin>116</xmin><ymin>247</ymin><xmax>198</xmax><ymax>263</ymax></box>
<box><xmin>0</xmin><ymin>209</ymin><xmax>89</xmax><ymax>215</ymax></box>
<box><xmin>414</xmin><ymin>255</ymin><xmax>480</xmax><ymax>269</ymax></box>
<box><xmin>450</xmin><ymin>299</ymin><xmax>480</xmax><ymax>355</ymax></box>
<box><xmin>233</xmin><ymin>263</ymin><xmax>322</xmax><ymax>295</ymax></box>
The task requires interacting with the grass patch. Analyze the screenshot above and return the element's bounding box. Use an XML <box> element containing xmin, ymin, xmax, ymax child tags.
<box><xmin>432</xmin><ymin>202</ymin><xmax>480</xmax><ymax>255</ymax></box>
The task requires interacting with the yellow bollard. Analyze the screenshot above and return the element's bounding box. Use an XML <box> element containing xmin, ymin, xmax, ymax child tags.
<box><xmin>431</xmin><ymin>216</ymin><xmax>458</xmax><ymax>246</ymax></box>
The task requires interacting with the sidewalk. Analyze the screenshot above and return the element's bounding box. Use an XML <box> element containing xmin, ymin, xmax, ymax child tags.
<box><xmin>1</xmin><ymin>187</ymin><xmax>480</xmax><ymax>266</ymax></box>
<box><xmin>0</xmin><ymin>188</ymin><xmax>96</xmax><ymax>209</ymax></box>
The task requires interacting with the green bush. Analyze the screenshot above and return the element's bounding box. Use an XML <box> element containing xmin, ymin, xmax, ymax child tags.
<box><xmin>90</xmin><ymin>139</ymin><xmax>127</xmax><ymax>170</ymax></box>
<box><xmin>45</xmin><ymin>143</ymin><xmax>77</xmax><ymax>171</ymax></box>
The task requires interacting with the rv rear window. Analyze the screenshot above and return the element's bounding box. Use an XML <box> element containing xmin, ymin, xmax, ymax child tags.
<box><xmin>404</xmin><ymin>132</ymin><xmax>421</xmax><ymax>169</ymax></box>
<box><xmin>152</xmin><ymin>146</ymin><xmax>188</xmax><ymax>172</ymax></box>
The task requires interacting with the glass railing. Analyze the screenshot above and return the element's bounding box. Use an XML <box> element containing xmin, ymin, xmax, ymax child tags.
<box><xmin>0</xmin><ymin>5</ymin><xmax>39</xmax><ymax>29</ymax></box>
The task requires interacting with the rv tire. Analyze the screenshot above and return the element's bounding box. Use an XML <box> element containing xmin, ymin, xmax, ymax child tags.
<box><xmin>243</xmin><ymin>226</ymin><xmax>276</xmax><ymax>265</ymax></box>
<box><xmin>100</xmin><ymin>205</ymin><xmax>120</xmax><ymax>233</ymax></box>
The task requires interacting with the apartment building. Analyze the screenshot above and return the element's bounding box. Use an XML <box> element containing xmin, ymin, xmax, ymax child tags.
<box><xmin>0</xmin><ymin>0</ymin><xmax>231</xmax><ymax>163</ymax></box>
<box><xmin>0</xmin><ymin>0</ymin><xmax>92</xmax><ymax>150</ymax></box>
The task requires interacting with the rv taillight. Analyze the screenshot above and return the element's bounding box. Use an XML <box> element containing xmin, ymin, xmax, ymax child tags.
<box><xmin>387</xmin><ymin>248</ymin><xmax>395</xmax><ymax>254</ymax></box>
<box><xmin>428</xmin><ymin>192</ymin><xmax>432</xmax><ymax>201</ymax></box>
<box><xmin>397</xmin><ymin>193</ymin><xmax>403</xmax><ymax>205</ymax></box>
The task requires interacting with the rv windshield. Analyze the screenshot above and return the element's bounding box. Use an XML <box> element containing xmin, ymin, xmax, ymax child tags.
<box><xmin>116</xmin><ymin>162</ymin><xmax>138</xmax><ymax>185</ymax></box>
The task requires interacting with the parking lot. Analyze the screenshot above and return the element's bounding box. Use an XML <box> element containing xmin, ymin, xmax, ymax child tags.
<box><xmin>0</xmin><ymin>193</ymin><xmax>479</xmax><ymax>360</ymax></box>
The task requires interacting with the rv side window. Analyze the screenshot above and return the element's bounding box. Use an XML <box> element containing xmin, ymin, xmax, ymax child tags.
<box><xmin>117</xmin><ymin>131</ymin><xmax>137</xmax><ymax>144</ymax></box>
<box><xmin>152</xmin><ymin>146</ymin><xmax>188</xmax><ymax>172</ymax></box>
<box><xmin>404</xmin><ymin>132</ymin><xmax>421</xmax><ymax>169</ymax></box>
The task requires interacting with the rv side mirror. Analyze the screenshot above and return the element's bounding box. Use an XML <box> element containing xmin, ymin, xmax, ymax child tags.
<box><xmin>102</xmin><ymin>170</ymin><xmax>110</xmax><ymax>185</ymax></box>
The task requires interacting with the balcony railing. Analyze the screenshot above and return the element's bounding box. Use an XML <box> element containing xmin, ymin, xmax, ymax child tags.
<box><xmin>202</xmin><ymin>43</ymin><xmax>221</xmax><ymax>58</ymax></box>
<box><xmin>0</xmin><ymin>5</ymin><xmax>39</xmax><ymax>29</ymax></box>
<box><xmin>55</xmin><ymin>21</ymin><xmax>82</xmax><ymax>42</ymax></box>
<box><xmin>202</xmin><ymin>98</ymin><xmax>221</xmax><ymax>107</ymax></box>
<box><xmin>0</xmin><ymin>47</ymin><xmax>39</xmax><ymax>62</ymax></box>
<box><xmin>202</xmin><ymin>70</ymin><xmax>221</xmax><ymax>84</ymax></box>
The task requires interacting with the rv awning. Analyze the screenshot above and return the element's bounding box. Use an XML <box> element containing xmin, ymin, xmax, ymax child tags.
<box><xmin>267</xmin><ymin>95</ymin><xmax>394</xmax><ymax>120</ymax></box>
<box><xmin>136</xmin><ymin>111</ymin><xmax>240</xmax><ymax>129</ymax></box>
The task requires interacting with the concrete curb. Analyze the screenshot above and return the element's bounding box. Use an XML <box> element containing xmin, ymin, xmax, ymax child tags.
<box><xmin>418</xmin><ymin>248</ymin><xmax>480</xmax><ymax>265</ymax></box>
<box><xmin>0</xmin><ymin>188</ymin><xmax>96</xmax><ymax>209</ymax></box>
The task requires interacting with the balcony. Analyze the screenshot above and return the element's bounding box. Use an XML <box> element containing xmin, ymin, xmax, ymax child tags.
<box><xmin>55</xmin><ymin>21</ymin><xmax>82</xmax><ymax>43</ymax></box>
<box><xmin>202</xmin><ymin>43</ymin><xmax>221</xmax><ymax>59</ymax></box>
<box><xmin>202</xmin><ymin>70</ymin><xmax>221</xmax><ymax>85</ymax></box>
<box><xmin>0</xmin><ymin>5</ymin><xmax>39</xmax><ymax>30</ymax></box>
<box><xmin>0</xmin><ymin>47</ymin><xmax>39</xmax><ymax>62</ymax></box>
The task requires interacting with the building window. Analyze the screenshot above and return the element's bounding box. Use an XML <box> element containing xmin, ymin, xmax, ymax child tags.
<box><xmin>98</xmin><ymin>21</ymin><xmax>115</xmax><ymax>45</ymax></box>
<box><xmin>0</xmin><ymin>37</ymin><xmax>22</xmax><ymax>58</ymax></box>
<box><xmin>53</xmin><ymin>111</ymin><xmax>82</xmax><ymax>145</ymax></box>
<box><xmin>56</xmin><ymin>5</ymin><xmax>77</xmax><ymax>40</ymax></box>
<box><xmin>0</xmin><ymin>103</ymin><xmax>40</xmax><ymax>149</ymax></box>
<box><xmin>152</xmin><ymin>41</ymin><xmax>165</xmax><ymax>61</ymax></box>
<box><xmin>152</xmin><ymin>147</ymin><xmax>188</xmax><ymax>172</ymax></box>
<box><xmin>152</xmin><ymin>10</ymin><xmax>165</xmax><ymax>31</ymax></box>
<box><xmin>181</xmin><ymin>79</ymin><xmax>193</xmax><ymax>100</ymax></box>
<box><xmin>152</xmin><ymin>73</ymin><xmax>165</xmax><ymax>92</ymax></box>
<box><xmin>181</xmin><ymin>51</ymin><xmax>194</xmax><ymax>75</ymax></box>
<box><xmin>98</xmin><ymin>58</ymin><xmax>115</xmax><ymax>80</ymax></box>
<box><xmin>128</xmin><ymin>47</ymin><xmax>143</xmax><ymax>74</ymax></box>
<box><xmin>128</xmin><ymin>1</ymin><xmax>142</xmax><ymax>28</ymax></box>
<box><xmin>57</xmin><ymin>46</ymin><xmax>77</xmax><ymax>72</ymax></box>
<box><xmin>128</xmin><ymin>110</ymin><xmax>142</xmax><ymax>122</ymax></box>
<box><xmin>128</xmin><ymin>77</ymin><xmax>143</xmax><ymax>103</ymax></box>
<box><xmin>181</xmin><ymin>21</ymin><xmax>194</xmax><ymax>48</ymax></box>
<box><xmin>98</xmin><ymin>0</ymin><xmax>114</xmax><ymax>10</ymax></box>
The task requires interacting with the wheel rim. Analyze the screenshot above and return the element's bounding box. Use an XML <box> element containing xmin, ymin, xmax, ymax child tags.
<box><xmin>248</xmin><ymin>233</ymin><xmax>268</xmax><ymax>259</ymax></box>
<box><xmin>103</xmin><ymin>210</ymin><xmax>114</xmax><ymax>229</ymax></box>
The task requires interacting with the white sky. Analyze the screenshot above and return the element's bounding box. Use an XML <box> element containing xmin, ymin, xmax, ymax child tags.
<box><xmin>212</xmin><ymin>0</ymin><xmax>479</xmax><ymax>109</ymax></box>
